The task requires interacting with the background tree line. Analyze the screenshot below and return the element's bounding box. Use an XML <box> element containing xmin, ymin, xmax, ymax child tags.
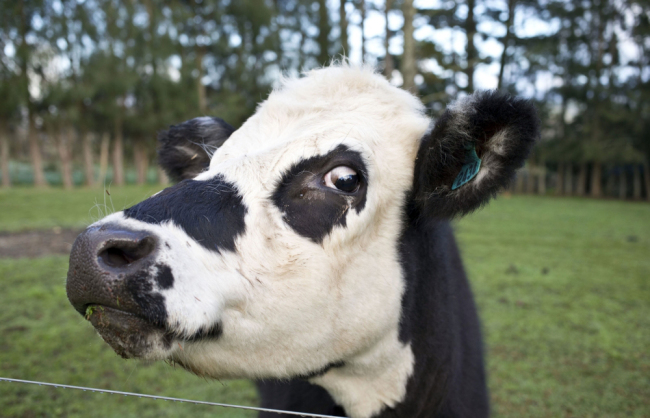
<box><xmin>0</xmin><ymin>0</ymin><xmax>648</xmax><ymax>200</ymax></box>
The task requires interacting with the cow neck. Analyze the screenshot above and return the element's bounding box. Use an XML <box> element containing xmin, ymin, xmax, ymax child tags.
<box><xmin>309</xmin><ymin>330</ymin><xmax>414</xmax><ymax>418</ymax></box>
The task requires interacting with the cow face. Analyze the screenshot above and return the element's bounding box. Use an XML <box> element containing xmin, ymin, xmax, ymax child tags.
<box><xmin>67</xmin><ymin>66</ymin><xmax>537</xmax><ymax>417</ymax></box>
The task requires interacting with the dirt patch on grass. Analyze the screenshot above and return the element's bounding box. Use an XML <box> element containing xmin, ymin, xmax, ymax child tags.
<box><xmin>0</xmin><ymin>228</ymin><xmax>82</xmax><ymax>259</ymax></box>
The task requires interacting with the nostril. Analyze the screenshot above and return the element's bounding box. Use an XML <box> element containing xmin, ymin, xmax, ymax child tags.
<box><xmin>97</xmin><ymin>236</ymin><xmax>156</xmax><ymax>269</ymax></box>
<box><xmin>99</xmin><ymin>247</ymin><xmax>134</xmax><ymax>267</ymax></box>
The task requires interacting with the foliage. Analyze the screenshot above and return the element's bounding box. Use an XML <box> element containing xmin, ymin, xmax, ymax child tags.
<box><xmin>0</xmin><ymin>1</ymin><xmax>648</xmax><ymax>189</ymax></box>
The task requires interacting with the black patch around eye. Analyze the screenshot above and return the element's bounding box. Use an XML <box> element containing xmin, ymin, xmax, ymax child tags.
<box><xmin>123</xmin><ymin>175</ymin><xmax>247</xmax><ymax>253</ymax></box>
<box><xmin>271</xmin><ymin>145</ymin><xmax>367</xmax><ymax>243</ymax></box>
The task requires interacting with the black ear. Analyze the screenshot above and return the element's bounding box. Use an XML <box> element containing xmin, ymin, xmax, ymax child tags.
<box><xmin>157</xmin><ymin>117</ymin><xmax>235</xmax><ymax>182</ymax></box>
<box><xmin>413</xmin><ymin>91</ymin><xmax>539</xmax><ymax>219</ymax></box>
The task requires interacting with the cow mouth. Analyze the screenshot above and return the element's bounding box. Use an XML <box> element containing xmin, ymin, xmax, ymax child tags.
<box><xmin>84</xmin><ymin>304</ymin><xmax>172</xmax><ymax>359</ymax></box>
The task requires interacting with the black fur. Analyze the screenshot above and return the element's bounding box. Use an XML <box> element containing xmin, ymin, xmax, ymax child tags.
<box><xmin>413</xmin><ymin>90</ymin><xmax>539</xmax><ymax>219</ymax></box>
<box><xmin>154</xmin><ymin>263</ymin><xmax>174</xmax><ymax>290</ymax></box>
<box><xmin>390</xmin><ymin>217</ymin><xmax>489</xmax><ymax>417</ymax></box>
<box><xmin>294</xmin><ymin>361</ymin><xmax>346</xmax><ymax>380</ymax></box>
<box><xmin>158</xmin><ymin>117</ymin><xmax>235</xmax><ymax>182</ymax></box>
<box><xmin>123</xmin><ymin>175</ymin><xmax>247</xmax><ymax>254</ymax></box>
<box><xmin>256</xmin><ymin>380</ymin><xmax>346</xmax><ymax>417</ymax></box>
<box><xmin>180</xmin><ymin>322</ymin><xmax>223</xmax><ymax>342</ymax></box>
<box><xmin>123</xmin><ymin>264</ymin><xmax>168</xmax><ymax>328</ymax></box>
<box><xmin>271</xmin><ymin>145</ymin><xmax>368</xmax><ymax>243</ymax></box>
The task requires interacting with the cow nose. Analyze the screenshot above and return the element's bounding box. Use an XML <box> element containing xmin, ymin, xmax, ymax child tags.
<box><xmin>67</xmin><ymin>224</ymin><xmax>158</xmax><ymax>316</ymax></box>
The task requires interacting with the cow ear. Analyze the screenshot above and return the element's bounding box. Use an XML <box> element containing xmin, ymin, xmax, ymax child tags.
<box><xmin>157</xmin><ymin>116</ymin><xmax>235</xmax><ymax>182</ymax></box>
<box><xmin>412</xmin><ymin>91</ymin><xmax>539</xmax><ymax>219</ymax></box>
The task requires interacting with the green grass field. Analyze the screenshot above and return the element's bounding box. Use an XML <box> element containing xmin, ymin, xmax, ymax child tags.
<box><xmin>0</xmin><ymin>186</ymin><xmax>648</xmax><ymax>417</ymax></box>
<box><xmin>0</xmin><ymin>185</ymin><xmax>166</xmax><ymax>232</ymax></box>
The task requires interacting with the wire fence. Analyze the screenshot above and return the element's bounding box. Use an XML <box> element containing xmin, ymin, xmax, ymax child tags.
<box><xmin>0</xmin><ymin>377</ymin><xmax>346</xmax><ymax>418</ymax></box>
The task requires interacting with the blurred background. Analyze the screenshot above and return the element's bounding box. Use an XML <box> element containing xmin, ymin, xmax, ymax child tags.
<box><xmin>0</xmin><ymin>1</ymin><xmax>648</xmax><ymax>417</ymax></box>
<box><xmin>0</xmin><ymin>0</ymin><xmax>649</xmax><ymax>192</ymax></box>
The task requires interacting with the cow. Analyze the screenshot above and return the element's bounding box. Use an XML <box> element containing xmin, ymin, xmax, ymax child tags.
<box><xmin>66</xmin><ymin>65</ymin><xmax>538</xmax><ymax>418</ymax></box>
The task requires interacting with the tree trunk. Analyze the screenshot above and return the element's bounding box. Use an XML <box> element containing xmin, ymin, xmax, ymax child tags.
<box><xmin>196</xmin><ymin>46</ymin><xmax>207</xmax><ymax>114</ymax></box>
<box><xmin>0</xmin><ymin>127</ymin><xmax>10</xmax><ymax>188</ymax></box>
<box><xmin>497</xmin><ymin>0</ymin><xmax>515</xmax><ymax>90</ymax></box>
<box><xmin>82</xmin><ymin>131</ymin><xmax>94</xmax><ymax>186</ymax></box>
<box><xmin>633</xmin><ymin>164</ymin><xmax>641</xmax><ymax>200</ymax></box>
<box><xmin>576</xmin><ymin>162</ymin><xmax>587</xmax><ymax>196</ymax></box>
<box><xmin>556</xmin><ymin>163</ymin><xmax>564</xmax><ymax>195</ymax></box>
<box><xmin>134</xmin><ymin>143</ymin><xmax>143</xmax><ymax>185</ymax></box>
<box><xmin>644</xmin><ymin>159</ymin><xmax>650</xmax><ymax>202</ymax></box>
<box><xmin>559</xmin><ymin>95</ymin><xmax>568</xmax><ymax>140</ymax></box>
<box><xmin>515</xmin><ymin>170</ymin><xmax>524</xmax><ymax>194</ymax></box>
<box><xmin>565</xmin><ymin>164</ymin><xmax>573</xmax><ymax>195</ymax></box>
<box><xmin>591</xmin><ymin>161</ymin><xmax>602</xmax><ymax>198</ymax></box>
<box><xmin>57</xmin><ymin>128</ymin><xmax>74</xmax><ymax>190</ymax></box>
<box><xmin>112</xmin><ymin>117</ymin><xmax>125</xmax><ymax>186</ymax></box>
<box><xmin>526</xmin><ymin>164</ymin><xmax>535</xmax><ymax>194</ymax></box>
<box><xmin>298</xmin><ymin>30</ymin><xmax>306</xmax><ymax>70</ymax></box>
<box><xmin>360</xmin><ymin>0</ymin><xmax>366</xmax><ymax>63</ymax></box>
<box><xmin>605</xmin><ymin>165</ymin><xmax>615</xmax><ymax>197</ymax></box>
<box><xmin>28</xmin><ymin>115</ymin><xmax>47</xmax><ymax>187</ymax></box>
<box><xmin>158</xmin><ymin>166</ymin><xmax>169</xmax><ymax>186</ymax></box>
<box><xmin>134</xmin><ymin>142</ymin><xmax>149</xmax><ymax>185</ymax></box>
<box><xmin>619</xmin><ymin>169</ymin><xmax>627</xmax><ymax>200</ymax></box>
<box><xmin>98</xmin><ymin>132</ymin><xmax>110</xmax><ymax>186</ymax></box>
<box><xmin>20</xmin><ymin>0</ymin><xmax>45</xmax><ymax>187</ymax></box>
<box><xmin>383</xmin><ymin>0</ymin><xmax>394</xmax><ymax>78</ymax></box>
<box><xmin>339</xmin><ymin>0</ymin><xmax>349</xmax><ymax>56</ymax></box>
<box><xmin>465</xmin><ymin>0</ymin><xmax>476</xmax><ymax>92</ymax></box>
<box><xmin>317</xmin><ymin>0</ymin><xmax>331</xmax><ymax>65</ymax></box>
<box><xmin>537</xmin><ymin>162</ymin><xmax>546</xmax><ymax>195</ymax></box>
<box><xmin>401</xmin><ymin>0</ymin><xmax>416</xmax><ymax>92</ymax></box>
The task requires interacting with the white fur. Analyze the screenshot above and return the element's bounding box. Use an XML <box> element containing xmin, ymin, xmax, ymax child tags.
<box><xmin>93</xmin><ymin>66</ymin><xmax>431</xmax><ymax>418</ymax></box>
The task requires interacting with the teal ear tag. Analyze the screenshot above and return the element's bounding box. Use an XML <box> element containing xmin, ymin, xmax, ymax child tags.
<box><xmin>451</xmin><ymin>145</ymin><xmax>482</xmax><ymax>190</ymax></box>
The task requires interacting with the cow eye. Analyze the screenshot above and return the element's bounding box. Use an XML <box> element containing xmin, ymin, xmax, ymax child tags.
<box><xmin>324</xmin><ymin>166</ymin><xmax>359</xmax><ymax>193</ymax></box>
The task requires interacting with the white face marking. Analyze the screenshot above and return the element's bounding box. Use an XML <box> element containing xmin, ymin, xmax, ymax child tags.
<box><xmin>93</xmin><ymin>66</ymin><xmax>431</xmax><ymax>418</ymax></box>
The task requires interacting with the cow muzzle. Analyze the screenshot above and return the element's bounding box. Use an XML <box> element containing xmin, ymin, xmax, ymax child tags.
<box><xmin>66</xmin><ymin>223</ymin><xmax>172</xmax><ymax>358</ymax></box>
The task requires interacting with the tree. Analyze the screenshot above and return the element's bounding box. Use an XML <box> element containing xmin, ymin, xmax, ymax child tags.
<box><xmin>340</xmin><ymin>0</ymin><xmax>349</xmax><ymax>55</ymax></box>
<box><xmin>317</xmin><ymin>0</ymin><xmax>332</xmax><ymax>65</ymax></box>
<box><xmin>519</xmin><ymin>0</ymin><xmax>647</xmax><ymax>198</ymax></box>
<box><xmin>11</xmin><ymin>0</ymin><xmax>48</xmax><ymax>187</ymax></box>
<box><xmin>497</xmin><ymin>0</ymin><xmax>516</xmax><ymax>90</ymax></box>
<box><xmin>401</xmin><ymin>0</ymin><xmax>416</xmax><ymax>91</ymax></box>
<box><xmin>357</xmin><ymin>0</ymin><xmax>367</xmax><ymax>63</ymax></box>
<box><xmin>0</xmin><ymin>23</ymin><xmax>22</xmax><ymax>188</ymax></box>
<box><xmin>383</xmin><ymin>0</ymin><xmax>395</xmax><ymax>78</ymax></box>
<box><xmin>464</xmin><ymin>0</ymin><xmax>476</xmax><ymax>92</ymax></box>
<box><xmin>625</xmin><ymin>0</ymin><xmax>650</xmax><ymax>200</ymax></box>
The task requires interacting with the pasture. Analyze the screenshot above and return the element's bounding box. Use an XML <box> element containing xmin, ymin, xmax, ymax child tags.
<box><xmin>0</xmin><ymin>186</ymin><xmax>648</xmax><ymax>417</ymax></box>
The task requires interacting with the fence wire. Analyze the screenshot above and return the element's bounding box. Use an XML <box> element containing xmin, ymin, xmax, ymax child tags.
<box><xmin>0</xmin><ymin>377</ymin><xmax>346</xmax><ymax>418</ymax></box>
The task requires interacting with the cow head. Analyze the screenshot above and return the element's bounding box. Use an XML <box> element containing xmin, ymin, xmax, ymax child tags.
<box><xmin>67</xmin><ymin>66</ymin><xmax>537</xmax><ymax>417</ymax></box>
